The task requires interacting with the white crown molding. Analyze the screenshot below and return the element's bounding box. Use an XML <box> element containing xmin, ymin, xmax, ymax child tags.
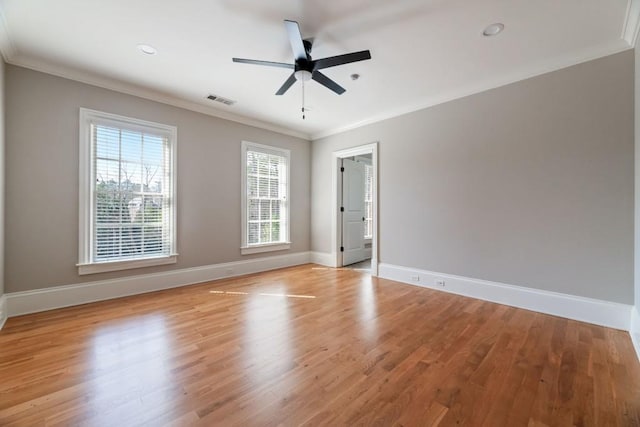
<box><xmin>623</xmin><ymin>0</ymin><xmax>640</xmax><ymax>47</ymax></box>
<box><xmin>0</xmin><ymin>28</ymin><xmax>631</xmax><ymax>143</ymax></box>
<box><xmin>379</xmin><ymin>263</ymin><xmax>633</xmax><ymax>331</ymax></box>
<box><xmin>6</xmin><ymin>54</ymin><xmax>312</xmax><ymax>141</ymax></box>
<box><xmin>0</xmin><ymin>294</ymin><xmax>7</xmax><ymax>330</ymax></box>
<box><xmin>5</xmin><ymin>251</ymin><xmax>311</xmax><ymax>317</ymax></box>
<box><xmin>0</xmin><ymin>9</ymin><xmax>16</xmax><ymax>62</ymax></box>
<box><xmin>311</xmin><ymin>40</ymin><xmax>632</xmax><ymax>140</ymax></box>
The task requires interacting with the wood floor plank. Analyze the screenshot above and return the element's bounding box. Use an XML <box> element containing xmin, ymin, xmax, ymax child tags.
<box><xmin>1</xmin><ymin>264</ymin><xmax>639</xmax><ymax>426</ymax></box>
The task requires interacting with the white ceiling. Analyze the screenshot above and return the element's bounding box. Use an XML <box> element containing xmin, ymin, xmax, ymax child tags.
<box><xmin>0</xmin><ymin>0</ymin><xmax>635</xmax><ymax>139</ymax></box>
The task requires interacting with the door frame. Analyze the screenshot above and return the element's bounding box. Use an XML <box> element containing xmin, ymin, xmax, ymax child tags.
<box><xmin>332</xmin><ymin>142</ymin><xmax>378</xmax><ymax>275</ymax></box>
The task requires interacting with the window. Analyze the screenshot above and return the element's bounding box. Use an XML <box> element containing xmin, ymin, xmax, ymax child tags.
<box><xmin>78</xmin><ymin>109</ymin><xmax>177</xmax><ymax>274</ymax></box>
<box><xmin>364</xmin><ymin>163</ymin><xmax>373</xmax><ymax>239</ymax></box>
<box><xmin>241</xmin><ymin>141</ymin><xmax>290</xmax><ymax>254</ymax></box>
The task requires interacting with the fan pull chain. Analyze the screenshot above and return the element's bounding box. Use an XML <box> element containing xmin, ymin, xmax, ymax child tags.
<box><xmin>301</xmin><ymin>78</ymin><xmax>306</xmax><ymax>120</ymax></box>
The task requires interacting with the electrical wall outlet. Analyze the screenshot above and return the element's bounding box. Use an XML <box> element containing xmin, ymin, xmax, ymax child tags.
<box><xmin>436</xmin><ymin>279</ymin><xmax>445</xmax><ymax>287</ymax></box>
<box><xmin>411</xmin><ymin>275</ymin><xmax>420</xmax><ymax>282</ymax></box>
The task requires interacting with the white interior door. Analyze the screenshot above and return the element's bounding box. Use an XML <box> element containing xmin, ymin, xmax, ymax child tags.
<box><xmin>342</xmin><ymin>159</ymin><xmax>366</xmax><ymax>265</ymax></box>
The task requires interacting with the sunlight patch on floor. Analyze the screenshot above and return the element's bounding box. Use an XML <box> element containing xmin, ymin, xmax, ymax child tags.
<box><xmin>209</xmin><ymin>290</ymin><xmax>316</xmax><ymax>299</ymax></box>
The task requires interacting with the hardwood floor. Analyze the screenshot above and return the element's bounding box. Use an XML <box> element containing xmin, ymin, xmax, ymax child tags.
<box><xmin>1</xmin><ymin>264</ymin><xmax>639</xmax><ymax>426</ymax></box>
<box><xmin>342</xmin><ymin>259</ymin><xmax>372</xmax><ymax>271</ymax></box>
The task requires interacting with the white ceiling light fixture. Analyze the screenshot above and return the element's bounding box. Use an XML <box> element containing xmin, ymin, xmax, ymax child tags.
<box><xmin>137</xmin><ymin>44</ymin><xmax>157</xmax><ymax>55</ymax></box>
<box><xmin>294</xmin><ymin>70</ymin><xmax>312</xmax><ymax>81</ymax></box>
<box><xmin>483</xmin><ymin>23</ymin><xmax>505</xmax><ymax>37</ymax></box>
<box><xmin>295</xmin><ymin>71</ymin><xmax>311</xmax><ymax>120</ymax></box>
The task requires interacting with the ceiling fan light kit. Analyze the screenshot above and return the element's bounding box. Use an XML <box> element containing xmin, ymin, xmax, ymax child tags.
<box><xmin>294</xmin><ymin>70</ymin><xmax>312</xmax><ymax>82</ymax></box>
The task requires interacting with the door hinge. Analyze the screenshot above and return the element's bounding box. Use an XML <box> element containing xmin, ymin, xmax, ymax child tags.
<box><xmin>340</xmin><ymin>166</ymin><xmax>345</xmax><ymax>172</ymax></box>
<box><xmin>340</xmin><ymin>207</ymin><xmax>344</xmax><ymax>212</ymax></box>
<box><xmin>340</xmin><ymin>246</ymin><xmax>344</xmax><ymax>252</ymax></box>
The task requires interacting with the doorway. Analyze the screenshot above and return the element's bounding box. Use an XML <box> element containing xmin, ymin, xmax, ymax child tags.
<box><xmin>332</xmin><ymin>143</ymin><xmax>378</xmax><ymax>275</ymax></box>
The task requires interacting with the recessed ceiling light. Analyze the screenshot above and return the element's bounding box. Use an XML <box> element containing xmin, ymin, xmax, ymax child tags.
<box><xmin>137</xmin><ymin>44</ymin><xmax>157</xmax><ymax>55</ymax></box>
<box><xmin>482</xmin><ymin>23</ymin><xmax>504</xmax><ymax>37</ymax></box>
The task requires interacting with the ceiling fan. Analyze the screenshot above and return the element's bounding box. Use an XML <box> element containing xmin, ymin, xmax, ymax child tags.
<box><xmin>232</xmin><ymin>20</ymin><xmax>372</xmax><ymax>96</ymax></box>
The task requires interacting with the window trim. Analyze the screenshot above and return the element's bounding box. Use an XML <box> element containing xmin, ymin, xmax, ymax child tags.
<box><xmin>78</xmin><ymin>108</ymin><xmax>178</xmax><ymax>275</ymax></box>
<box><xmin>240</xmin><ymin>141</ymin><xmax>291</xmax><ymax>255</ymax></box>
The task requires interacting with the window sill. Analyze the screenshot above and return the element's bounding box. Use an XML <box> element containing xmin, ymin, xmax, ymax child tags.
<box><xmin>77</xmin><ymin>254</ymin><xmax>178</xmax><ymax>275</ymax></box>
<box><xmin>241</xmin><ymin>242</ymin><xmax>291</xmax><ymax>255</ymax></box>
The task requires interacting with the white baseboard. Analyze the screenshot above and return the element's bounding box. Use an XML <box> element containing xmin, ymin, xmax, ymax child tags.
<box><xmin>311</xmin><ymin>251</ymin><xmax>337</xmax><ymax>267</ymax></box>
<box><xmin>0</xmin><ymin>294</ymin><xmax>7</xmax><ymax>330</ymax></box>
<box><xmin>631</xmin><ymin>307</ymin><xmax>640</xmax><ymax>360</ymax></box>
<box><xmin>6</xmin><ymin>251</ymin><xmax>311</xmax><ymax>317</ymax></box>
<box><xmin>379</xmin><ymin>263</ymin><xmax>632</xmax><ymax>331</ymax></box>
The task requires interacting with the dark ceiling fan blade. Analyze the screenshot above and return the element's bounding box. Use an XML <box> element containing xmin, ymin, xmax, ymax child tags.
<box><xmin>276</xmin><ymin>73</ymin><xmax>298</xmax><ymax>95</ymax></box>
<box><xmin>284</xmin><ymin>20</ymin><xmax>308</xmax><ymax>61</ymax></box>
<box><xmin>232</xmin><ymin>58</ymin><xmax>294</xmax><ymax>69</ymax></box>
<box><xmin>313</xmin><ymin>50</ymin><xmax>372</xmax><ymax>70</ymax></box>
<box><xmin>312</xmin><ymin>71</ymin><xmax>345</xmax><ymax>95</ymax></box>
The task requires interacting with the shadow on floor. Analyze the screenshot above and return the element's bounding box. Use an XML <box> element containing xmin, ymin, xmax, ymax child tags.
<box><xmin>342</xmin><ymin>259</ymin><xmax>371</xmax><ymax>272</ymax></box>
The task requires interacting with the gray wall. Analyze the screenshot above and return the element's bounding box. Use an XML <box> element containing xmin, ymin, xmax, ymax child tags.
<box><xmin>5</xmin><ymin>65</ymin><xmax>311</xmax><ymax>293</ymax></box>
<box><xmin>312</xmin><ymin>51</ymin><xmax>634</xmax><ymax>304</ymax></box>
<box><xmin>636</xmin><ymin>44</ymin><xmax>640</xmax><ymax>310</ymax></box>
<box><xmin>0</xmin><ymin>60</ymin><xmax>4</xmax><ymax>297</ymax></box>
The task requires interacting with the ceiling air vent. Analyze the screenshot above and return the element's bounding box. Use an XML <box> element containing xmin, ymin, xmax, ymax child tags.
<box><xmin>206</xmin><ymin>94</ymin><xmax>236</xmax><ymax>106</ymax></box>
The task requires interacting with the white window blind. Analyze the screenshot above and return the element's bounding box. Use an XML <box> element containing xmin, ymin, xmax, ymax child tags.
<box><xmin>93</xmin><ymin>125</ymin><xmax>171</xmax><ymax>260</ymax></box>
<box><xmin>79</xmin><ymin>109</ymin><xmax>177</xmax><ymax>274</ymax></box>
<box><xmin>364</xmin><ymin>163</ymin><xmax>373</xmax><ymax>239</ymax></box>
<box><xmin>241</xmin><ymin>142</ymin><xmax>290</xmax><ymax>254</ymax></box>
